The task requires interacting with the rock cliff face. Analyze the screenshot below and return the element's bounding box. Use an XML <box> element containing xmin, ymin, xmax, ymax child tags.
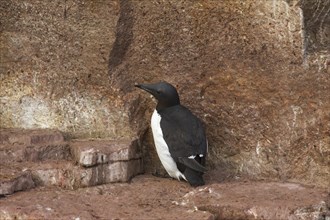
<box><xmin>1</xmin><ymin>0</ymin><xmax>329</xmax><ymax>188</ymax></box>
<box><xmin>0</xmin><ymin>0</ymin><xmax>133</xmax><ymax>139</ymax></box>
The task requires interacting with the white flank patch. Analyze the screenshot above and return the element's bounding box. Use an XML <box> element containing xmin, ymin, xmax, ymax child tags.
<box><xmin>151</xmin><ymin>110</ymin><xmax>186</xmax><ymax>181</ymax></box>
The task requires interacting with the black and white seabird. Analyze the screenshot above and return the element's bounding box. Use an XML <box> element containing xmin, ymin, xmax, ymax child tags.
<box><xmin>135</xmin><ymin>81</ymin><xmax>207</xmax><ymax>186</ymax></box>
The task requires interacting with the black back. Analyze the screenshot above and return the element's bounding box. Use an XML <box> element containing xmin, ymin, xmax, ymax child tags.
<box><xmin>159</xmin><ymin>105</ymin><xmax>207</xmax><ymax>159</ymax></box>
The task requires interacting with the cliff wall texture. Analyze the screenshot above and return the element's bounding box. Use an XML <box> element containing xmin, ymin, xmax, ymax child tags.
<box><xmin>1</xmin><ymin>0</ymin><xmax>329</xmax><ymax>187</ymax></box>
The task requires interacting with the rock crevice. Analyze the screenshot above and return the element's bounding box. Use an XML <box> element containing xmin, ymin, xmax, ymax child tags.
<box><xmin>108</xmin><ymin>0</ymin><xmax>134</xmax><ymax>73</ymax></box>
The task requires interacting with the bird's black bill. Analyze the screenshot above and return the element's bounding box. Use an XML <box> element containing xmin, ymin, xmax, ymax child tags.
<box><xmin>134</xmin><ymin>83</ymin><xmax>156</xmax><ymax>94</ymax></box>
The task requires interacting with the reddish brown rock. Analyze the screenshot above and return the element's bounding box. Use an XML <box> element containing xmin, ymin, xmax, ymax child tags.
<box><xmin>0</xmin><ymin>175</ymin><xmax>328</xmax><ymax>220</ymax></box>
<box><xmin>180</xmin><ymin>181</ymin><xmax>330</xmax><ymax>220</ymax></box>
<box><xmin>30</xmin><ymin>161</ymin><xmax>77</xmax><ymax>189</ymax></box>
<box><xmin>0</xmin><ymin>130</ymin><xmax>144</xmax><ymax>194</ymax></box>
<box><xmin>0</xmin><ymin>0</ymin><xmax>133</xmax><ymax>140</ymax></box>
<box><xmin>0</xmin><ymin>175</ymin><xmax>215</xmax><ymax>220</ymax></box>
<box><xmin>0</xmin><ymin>170</ymin><xmax>35</xmax><ymax>196</ymax></box>
<box><xmin>0</xmin><ymin>129</ymin><xmax>64</xmax><ymax>146</ymax></box>
<box><xmin>75</xmin><ymin>159</ymin><xmax>143</xmax><ymax>187</ymax></box>
<box><xmin>70</xmin><ymin>139</ymin><xmax>141</xmax><ymax>167</ymax></box>
<box><xmin>0</xmin><ymin>129</ymin><xmax>70</xmax><ymax>163</ymax></box>
<box><xmin>0</xmin><ymin>161</ymin><xmax>77</xmax><ymax>192</ymax></box>
<box><xmin>115</xmin><ymin>0</ymin><xmax>330</xmax><ymax>188</ymax></box>
<box><xmin>1</xmin><ymin>0</ymin><xmax>329</xmax><ymax>189</ymax></box>
<box><xmin>1</xmin><ymin>159</ymin><xmax>143</xmax><ymax>192</ymax></box>
<box><xmin>70</xmin><ymin>139</ymin><xmax>144</xmax><ymax>187</ymax></box>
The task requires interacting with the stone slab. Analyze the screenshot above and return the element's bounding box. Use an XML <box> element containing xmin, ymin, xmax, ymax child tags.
<box><xmin>0</xmin><ymin>166</ymin><xmax>35</xmax><ymax>196</ymax></box>
<box><xmin>30</xmin><ymin>161</ymin><xmax>77</xmax><ymax>189</ymax></box>
<box><xmin>1</xmin><ymin>175</ymin><xmax>329</xmax><ymax>220</ymax></box>
<box><xmin>0</xmin><ymin>175</ymin><xmax>215</xmax><ymax>220</ymax></box>
<box><xmin>76</xmin><ymin>159</ymin><xmax>143</xmax><ymax>187</ymax></box>
<box><xmin>70</xmin><ymin>139</ymin><xmax>142</xmax><ymax>167</ymax></box>
<box><xmin>0</xmin><ymin>129</ymin><xmax>64</xmax><ymax>146</ymax></box>
<box><xmin>0</xmin><ymin>144</ymin><xmax>70</xmax><ymax>163</ymax></box>
<box><xmin>0</xmin><ymin>129</ymin><xmax>70</xmax><ymax>163</ymax></box>
<box><xmin>179</xmin><ymin>181</ymin><xmax>330</xmax><ymax>220</ymax></box>
<box><xmin>1</xmin><ymin>158</ymin><xmax>143</xmax><ymax>194</ymax></box>
<box><xmin>0</xmin><ymin>133</ymin><xmax>144</xmax><ymax>195</ymax></box>
<box><xmin>31</xmin><ymin>159</ymin><xmax>143</xmax><ymax>189</ymax></box>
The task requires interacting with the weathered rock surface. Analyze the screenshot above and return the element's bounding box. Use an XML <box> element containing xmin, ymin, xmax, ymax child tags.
<box><xmin>70</xmin><ymin>139</ymin><xmax>143</xmax><ymax>187</ymax></box>
<box><xmin>0</xmin><ymin>0</ymin><xmax>134</xmax><ymax>139</ymax></box>
<box><xmin>0</xmin><ymin>128</ymin><xmax>64</xmax><ymax>146</ymax></box>
<box><xmin>181</xmin><ymin>181</ymin><xmax>329</xmax><ymax>220</ymax></box>
<box><xmin>0</xmin><ymin>175</ymin><xmax>328</xmax><ymax>220</ymax></box>
<box><xmin>2</xmin><ymin>1</ymin><xmax>328</xmax><ymax>218</ymax></box>
<box><xmin>70</xmin><ymin>139</ymin><xmax>141</xmax><ymax>167</ymax></box>
<box><xmin>0</xmin><ymin>176</ymin><xmax>215</xmax><ymax>220</ymax></box>
<box><xmin>0</xmin><ymin>129</ymin><xmax>71</xmax><ymax>195</ymax></box>
<box><xmin>1</xmin><ymin>159</ymin><xmax>142</xmax><ymax>192</ymax></box>
<box><xmin>0</xmin><ymin>129</ymin><xmax>143</xmax><ymax>194</ymax></box>
<box><xmin>75</xmin><ymin>159</ymin><xmax>143</xmax><ymax>188</ymax></box>
<box><xmin>0</xmin><ymin>128</ymin><xmax>70</xmax><ymax>163</ymax></box>
<box><xmin>114</xmin><ymin>0</ymin><xmax>330</xmax><ymax>188</ymax></box>
<box><xmin>1</xmin><ymin>0</ymin><xmax>329</xmax><ymax>189</ymax></box>
<box><xmin>0</xmin><ymin>168</ymin><xmax>35</xmax><ymax>196</ymax></box>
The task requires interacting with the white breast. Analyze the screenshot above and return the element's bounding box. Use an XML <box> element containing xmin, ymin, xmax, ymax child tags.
<box><xmin>151</xmin><ymin>110</ymin><xmax>186</xmax><ymax>181</ymax></box>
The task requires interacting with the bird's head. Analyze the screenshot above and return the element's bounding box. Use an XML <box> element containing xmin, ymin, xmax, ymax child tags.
<box><xmin>135</xmin><ymin>81</ymin><xmax>180</xmax><ymax>111</ymax></box>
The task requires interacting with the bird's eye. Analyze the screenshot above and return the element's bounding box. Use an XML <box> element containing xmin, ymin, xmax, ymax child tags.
<box><xmin>156</xmin><ymin>90</ymin><xmax>161</xmax><ymax>94</ymax></box>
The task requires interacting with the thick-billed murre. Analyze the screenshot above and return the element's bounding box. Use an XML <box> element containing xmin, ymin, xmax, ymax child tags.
<box><xmin>135</xmin><ymin>81</ymin><xmax>207</xmax><ymax>186</ymax></box>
